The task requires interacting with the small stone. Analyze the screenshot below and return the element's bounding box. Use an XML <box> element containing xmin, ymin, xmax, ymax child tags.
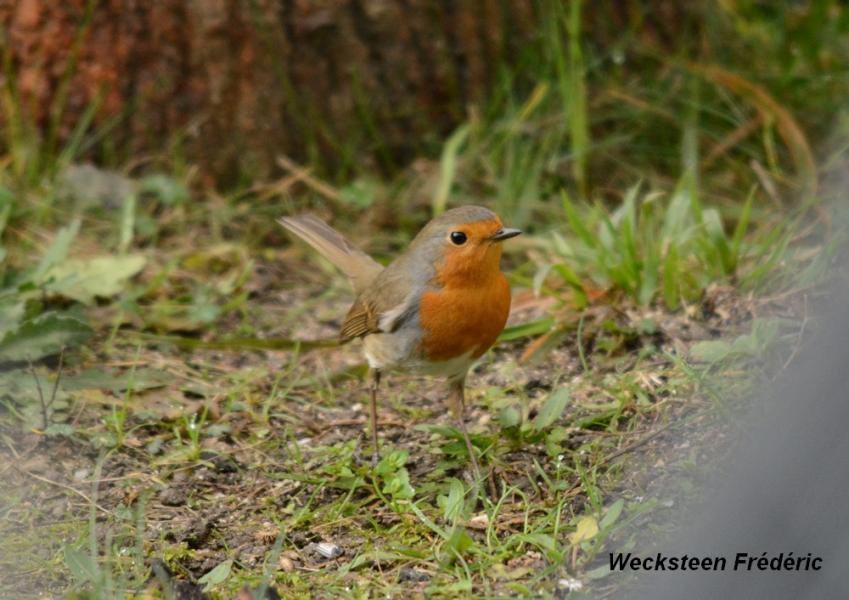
<box><xmin>398</xmin><ymin>566</ymin><xmax>430</xmax><ymax>582</ymax></box>
<box><xmin>467</xmin><ymin>513</ymin><xmax>489</xmax><ymax>530</ymax></box>
<box><xmin>73</xmin><ymin>468</ymin><xmax>90</xmax><ymax>481</ymax></box>
<box><xmin>558</xmin><ymin>577</ymin><xmax>583</xmax><ymax>592</ymax></box>
<box><xmin>314</xmin><ymin>542</ymin><xmax>342</xmax><ymax>559</ymax></box>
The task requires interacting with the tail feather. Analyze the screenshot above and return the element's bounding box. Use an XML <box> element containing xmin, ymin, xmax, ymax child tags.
<box><xmin>278</xmin><ymin>214</ymin><xmax>383</xmax><ymax>293</ymax></box>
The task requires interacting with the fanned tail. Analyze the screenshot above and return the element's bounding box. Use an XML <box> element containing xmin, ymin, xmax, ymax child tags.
<box><xmin>278</xmin><ymin>214</ymin><xmax>383</xmax><ymax>294</ymax></box>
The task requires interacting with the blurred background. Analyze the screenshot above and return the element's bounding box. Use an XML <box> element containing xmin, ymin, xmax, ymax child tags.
<box><xmin>1</xmin><ymin>1</ymin><xmax>847</xmax><ymax>597</ymax></box>
<box><xmin>2</xmin><ymin>1</ymin><xmax>841</xmax><ymax>210</ymax></box>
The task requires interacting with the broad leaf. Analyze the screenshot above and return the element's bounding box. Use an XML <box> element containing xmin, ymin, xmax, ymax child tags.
<box><xmin>62</xmin><ymin>367</ymin><xmax>171</xmax><ymax>393</ymax></box>
<box><xmin>570</xmin><ymin>515</ymin><xmax>599</xmax><ymax>545</ymax></box>
<box><xmin>198</xmin><ymin>559</ymin><xmax>233</xmax><ymax>591</ymax></box>
<box><xmin>0</xmin><ymin>312</ymin><xmax>92</xmax><ymax>362</ymax></box>
<box><xmin>33</xmin><ymin>220</ymin><xmax>81</xmax><ymax>283</ymax></box>
<box><xmin>532</xmin><ymin>388</ymin><xmax>570</xmax><ymax>432</ymax></box>
<box><xmin>64</xmin><ymin>546</ymin><xmax>99</xmax><ymax>584</ymax></box>
<box><xmin>45</xmin><ymin>254</ymin><xmax>146</xmax><ymax>304</ymax></box>
<box><xmin>689</xmin><ymin>340</ymin><xmax>731</xmax><ymax>363</ymax></box>
<box><xmin>438</xmin><ymin>478</ymin><xmax>466</xmax><ymax>523</ymax></box>
<box><xmin>0</xmin><ymin>301</ymin><xmax>25</xmax><ymax>338</ymax></box>
<box><xmin>599</xmin><ymin>499</ymin><xmax>625</xmax><ymax>531</ymax></box>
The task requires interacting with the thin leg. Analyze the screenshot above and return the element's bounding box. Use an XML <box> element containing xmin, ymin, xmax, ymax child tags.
<box><xmin>368</xmin><ymin>368</ymin><xmax>381</xmax><ymax>466</ymax></box>
<box><xmin>449</xmin><ymin>376</ymin><xmax>482</xmax><ymax>484</ymax></box>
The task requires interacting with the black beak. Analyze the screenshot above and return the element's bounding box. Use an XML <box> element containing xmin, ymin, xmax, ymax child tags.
<box><xmin>489</xmin><ymin>227</ymin><xmax>522</xmax><ymax>242</ymax></box>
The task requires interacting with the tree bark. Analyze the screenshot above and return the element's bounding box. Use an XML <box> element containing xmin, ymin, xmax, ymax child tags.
<box><xmin>1</xmin><ymin>0</ymin><xmax>542</xmax><ymax>183</ymax></box>
<box><xmin>0</xmin><ymin>0</ymin><xmax>693</xmax><ymax>184</ymax></box>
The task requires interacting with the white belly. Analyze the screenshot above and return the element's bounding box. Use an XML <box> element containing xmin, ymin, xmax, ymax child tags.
<box><xmin>363</xmin><ymin>332</ymin><xmax>475</xmax><ymax>379</ymax></box>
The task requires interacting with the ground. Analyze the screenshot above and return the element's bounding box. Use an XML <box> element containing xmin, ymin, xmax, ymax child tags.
<box><xmin>0</xmin><ymin>243</ymin><xmax>804</xmax><ymax>599</ymax></box>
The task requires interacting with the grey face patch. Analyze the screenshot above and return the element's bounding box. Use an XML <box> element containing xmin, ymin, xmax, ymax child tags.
<box><xmin>409</xmin><ymin>206</ymin><xmax>499</xmax><ymax>252</ymax></box>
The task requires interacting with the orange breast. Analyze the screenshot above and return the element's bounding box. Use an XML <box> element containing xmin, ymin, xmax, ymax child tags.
<box><xmin>419</xmin><ymin>273</ymin><xmax>511</xmax><ymax>361</ymax></box>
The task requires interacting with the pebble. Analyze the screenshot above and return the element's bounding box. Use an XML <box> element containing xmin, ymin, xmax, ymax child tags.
<box><xmin>557</xmin><ymin>577</ymin><xmax>584</xmax><ymax>592</ymax></box>
<box><xmin>314</xmin><ymin>542</ymin><xmax>343</xmax><ymax>559</ymax></box>
<box><xmin>398</xmin><ymin>566</ymin><xmax>430</xmax><ymax>582</ymax></box>
<box><xmin>467</xmin><ymin>513</ymin><xmax>489</xmax><ymax>530</ymax></box>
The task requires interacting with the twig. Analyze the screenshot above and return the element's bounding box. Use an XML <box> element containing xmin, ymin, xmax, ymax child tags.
<box><xmin>576</xmin><ymin>315</ymin><xmax>589</xmax><ymax>373</ymax></box>
<box><xmin>276</xmin><ymin>155</ymin><xmax>341</xmax><ymax>203</ymax></box>
<box><xmin>26</xmin><ymin>348</ymin><xmax>65</xmax><ymax>430</ymax></box>
<box><xmin>702</xmin><ymin>115</ymin><xmax>762</xmax><ymax>169</ymax></box>
<box><xmin>750</xmin><ymin>159</ymin><xmax>782</xmax><ymax>207</ymax></box>
<box><xmin>46</xmin><ymin>346</ymin><xmax>65</xmax><ymax>415</ymax></box>
<box><xmin>27</xmin><ymin>359</ymin><xmax>48</xmax><ymax>430</ymax></box>
<box><xmin>601</xmin><ymin>420</ymin><xmax>677</xmax><ymax>464</ymax></box>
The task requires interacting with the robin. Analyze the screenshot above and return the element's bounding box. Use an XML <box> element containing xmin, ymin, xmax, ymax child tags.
<box><xmin>278</xmin><ymin>206</ymin><xmax>520</xmax><ymax>480</ymax></box>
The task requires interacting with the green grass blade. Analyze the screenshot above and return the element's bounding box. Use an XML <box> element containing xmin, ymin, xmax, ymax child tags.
<box><xmin>561</xmin><ymin>190</ymin><xmax>596</xmax><ymax>247</ymax></box>
<box><xmin>433</xmin><ymin>124</ymin><xmax>470</xmax><ymax>217</ymax></box>
<box><xmin>730</xmin><ymin>186</ymin><xmax>756</xmax><ymax>273</ymax></box>
<box><xmin>566</xmin><ymin>0</ymin><xmax>589</xmax><ymax>196</ymax></box>
<box><xmin>663</xmin><ymin>244</ymin><xmax>680</xmax><ymax>311</ymax></box>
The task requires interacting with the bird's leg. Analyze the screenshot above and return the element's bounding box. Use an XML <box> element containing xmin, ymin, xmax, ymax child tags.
<box><xmin>449</xmin><ymin>376</ymin><xmax>482</xmax><ymax>484</ymax></box>
<box><xmin>368</xmin><ymin>368</ymin><xmax>382</xmax><ymax>466</ymax></box>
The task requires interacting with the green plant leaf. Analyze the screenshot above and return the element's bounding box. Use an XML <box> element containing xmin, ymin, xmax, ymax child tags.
<box><xmin>432</xmin><ymin>124</ymin><xmax>469</xmax><ymax>217</ymax></box>
<box><xmin>438</xmin><ymin>478</ymin><xmax>466</xmax><ymax>524</ymax></box>
<box><xmin>689</xmin><ymin>340</ymin><xmax>731</xmax><ymax>363</ymax></box>
<box><xmin>0</xmin><ymin>302</ymin><xmax>25</xmax><ymax>338</ymax></box>
<box><xmin>599</xmin><ymin>499</ymin><xmax>625</xmax><ymax>531</ymax></box>
<box><xmin>662</xmin><ymin>244</ymin><xmax>680</xmax><ymax>311</ymax></box>
<box><xmin>0</xmin><ymin>185</ymin><xmax>12</xmax><ymax>238</ymax></box>
<box><xmin>499</xmin><ymin>317</ymin><xmax>554</xmax><ymax>342</ymax></box>
<box><xmin>561</xmin><ymin>189</ymin><xmax>595</xmax><ymax>246</ymax></box>
<box><xmin>585</xmin><ymin>564</ymin><xmax>612</xmax><ymax>580</ymax></box>
<box><xmin>198</xmin><ymin>559</ymin><xmax>233</xmax><ymax>591</ymax></box>
<box><xmin>444</xmin><ymin>526</ymin><xmax>475</xmax><ymax>556</ymax></box>
<box><xmin>569</xmin><ymin>515</ymin><xmax>599</xmax><ymax>545</ymax></box>
<box><xmin>139</xmin><ymin>174</ymin><xmax>189</xmax><ymax>206</ymax></box>
<box><xmin>61</xmin><ymin>367</ymin><xmax>171</xmax><ymax>393</ymax></box>
<box><xmin>382</xmin><ymin>468</ymin><xmax>415</xmax><ymax>500</ymax></box>
<box><xmin>532</xmin><ymin>388</ymin><xmax>570</xmax><ymax>432</ymax></box>
<box><xmin>552</xmin><ymin>263</ymin><xmax>588</xmax><ymax>307</ymax></box>
<box><xmin>375</xmin><ymin>449</ymin><xmax>409</xmax><ymax>477</ymax></box>
<box><xmin>64</xmin><ymin>546</ymin><xmax>99</xmax><ymax>584</ymax></box>
<box><xmin>702</xmin><ymin>207</ymin><xmax>732</xmax><ymax>274</ymax></box>
<box><xmin>518</xmin><ymin>532</ymin><xmax>557</xmax><ymax>553</ymax></box>
<box><xmin>731</xmin><ymin>186</ymin><xmax>755</xmax><ymax>271</ymax></box>
<box><xmin>33</xmin><ymin>219</ymin><xmax>81</xmax><ymax>283</ymax></box>
<box><xmin>45</xmin><ymin>254</ymin><xmax>146</xmax><ymax>304</ymax></box>
<box><xmin>0</xmin><ymin>369</ymin><xmax>70</xmax><ymax>412</ymax></box>
<box><xmin>0</xmin><ymin>312</ymin><xmax>92</xmax><ymax>362</ymax></box>
<box><xmin>499</xmin><ymin>405</ymin><xmax>521</xmax><ymax>429</ymax></box>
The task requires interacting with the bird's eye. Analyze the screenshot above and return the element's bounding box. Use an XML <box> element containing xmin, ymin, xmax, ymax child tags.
<box><xmin>449</xmin><ymin>231</ymin><xmax>468</xmax><ymax>245</ymax></box>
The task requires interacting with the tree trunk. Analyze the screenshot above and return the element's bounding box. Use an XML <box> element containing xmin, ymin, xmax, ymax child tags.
<box><xmin>1</xmin><ymin>0</ymin><xmax>541</xmax><ymax>183</ymax></box>
<box><xmin>0</xmin><ymin>0</ymin><xmax>694</xmax><ymax>184</ymax></box>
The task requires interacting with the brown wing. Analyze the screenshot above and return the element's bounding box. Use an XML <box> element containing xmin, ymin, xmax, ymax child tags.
<box><xmin>340</xmin><ymin>298</ymin><xmax>381</xmax><ymax>340</ymax></box>
<box><xmin>339</xmin><ymin>260</ymin><xmax>422</xmax><ymax>341</ymax></box>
